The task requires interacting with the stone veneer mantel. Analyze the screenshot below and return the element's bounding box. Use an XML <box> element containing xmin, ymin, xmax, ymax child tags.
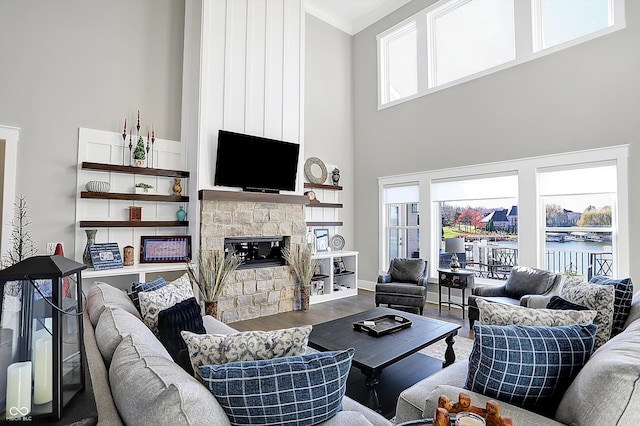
<box><xmin>199</xmin><ymin>189</ymin><xmax>309</xmax><ymax>205</ymax></box>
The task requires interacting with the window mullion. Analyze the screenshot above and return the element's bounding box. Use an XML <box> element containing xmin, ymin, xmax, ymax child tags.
<box><xmin>416</xmin><ymin>13</ymin><xmax>429</xmax><ymax>93</ymax></box>
<box><xmin>515</xmin><ymin>0</ymin><xmax>536</xmax><ymax>60</ymax></box>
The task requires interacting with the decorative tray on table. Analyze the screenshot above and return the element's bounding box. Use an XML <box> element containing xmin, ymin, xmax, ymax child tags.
<box><xmin>352</xmin><ymin>314</ymin><xmax>412</xmax><ymax>337</ymax></box>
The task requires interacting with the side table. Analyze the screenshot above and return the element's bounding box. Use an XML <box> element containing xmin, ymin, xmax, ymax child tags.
<box><xmin>438</xmin><ymin>268</ymin><xmax>475</xmax><ymax>319</ymax></box>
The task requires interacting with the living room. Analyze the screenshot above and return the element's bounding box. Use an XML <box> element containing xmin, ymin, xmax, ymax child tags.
<box><xmin>1</xmin><ymin>0</ymin><xmax>639</xmax><ymax>425</ymax></box>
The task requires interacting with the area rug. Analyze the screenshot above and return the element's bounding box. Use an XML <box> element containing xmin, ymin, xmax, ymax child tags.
<box><xmin>419</xmin><ymin>335</ymin><xmax>474</xmax><ymax>362</ymax></box>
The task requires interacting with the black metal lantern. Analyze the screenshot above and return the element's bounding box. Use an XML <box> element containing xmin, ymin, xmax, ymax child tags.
<box><xmin>0</xmin><ymin>255</ymin><xmax>86</xmax><ymax>421</ymax></box>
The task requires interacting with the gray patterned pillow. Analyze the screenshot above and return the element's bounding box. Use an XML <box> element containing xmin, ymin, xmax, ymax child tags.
<box><xmin>181</xmin><ymin>325</ymin><xmax>312</xmax><ymax>376</ymax></box>
<box><xmin>477</xmin><ymin>298</ymin><xmax>597</xmax><ymax>327</ymax></box>
<box><xmin>139</xmin><ymin>275</ymin><xmax>195</xmax><ymax>334</ymax></box>
<box><xmin>561</xmin><ymin>277</ymin><xmax>615</xmax><ymax>349</ymax></box>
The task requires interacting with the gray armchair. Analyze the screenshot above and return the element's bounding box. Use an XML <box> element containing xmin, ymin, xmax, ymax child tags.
<box><xmin>467</xmin><ymin>265</ymin><xmax>563</xmax><ymax>328</ymax></box>
<box><xmin>375</xmin><ymin>258</ymin><xmax>429</xmax><ymax>315</ymax></box>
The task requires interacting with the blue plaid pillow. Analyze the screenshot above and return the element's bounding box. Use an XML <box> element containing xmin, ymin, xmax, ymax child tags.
<box><xmin>129</xmin><ymin>276</ymin><xmax>168</xmax><ymax>311</ymax></box>
<box><xmin>466</xmin><ymin>324</ymin><xmax>596</xmax><ymax>415</ymax></box>
<box><xmin>589</xmin><ymin>275</ymin><xmax>633</xmax><ymax>335</ymax></box>
<box><xmin>199</xmin><ymin>349</ymin><xmax>354</xmax><ymax>426</ymax></box>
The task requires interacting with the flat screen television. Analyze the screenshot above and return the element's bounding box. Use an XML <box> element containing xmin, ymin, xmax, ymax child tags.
<box><xmin>214</xmin><ymin>130</ymin><xmax>300</xmax><ymax>193</ymax></box>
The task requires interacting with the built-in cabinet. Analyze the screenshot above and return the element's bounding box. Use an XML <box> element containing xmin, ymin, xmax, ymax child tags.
<box><xmin>310</xmin><ymin>251</ymin><xmax>358</xmax><ymax>304</ymax></box>
<box><xmin>75</xmin><ymin>127</ymin><xmax>195</xmax><ymax>288</ymax></box>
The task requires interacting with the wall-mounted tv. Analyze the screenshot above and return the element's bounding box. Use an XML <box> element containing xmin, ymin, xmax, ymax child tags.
<box><xmin>214</xmin><ymin>130</ymin><xmax>300</xmax><ymax>193</ymax></box>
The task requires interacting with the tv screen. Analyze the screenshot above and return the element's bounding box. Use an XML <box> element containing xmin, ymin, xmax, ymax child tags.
<box><xmin>214</xmin><ymin>130</ymin><xmax>300</xmax><ymax>193</ymax></box>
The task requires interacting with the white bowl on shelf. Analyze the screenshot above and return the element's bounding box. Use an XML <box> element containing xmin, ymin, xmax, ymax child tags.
<box><xmin>85</xmin><ymin>181</ymin><xmax>110</xmax><ymax>193</ymax></box>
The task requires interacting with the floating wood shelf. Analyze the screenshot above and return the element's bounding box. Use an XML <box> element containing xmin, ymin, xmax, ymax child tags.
<box><xmin>199</xmin><ymin>189</ymin><xmax>309</xmax><ymax>204</ymax></box>
<box><xmin>304</xmin><ymin>183</ymin><xmax>343</xmax><ymax>191</ymax></box>
<box><xmin>79</xmin><ymin>220</ymin><xmax>189</xmax><ymax>228</ymax></box>
<box><xmin>307</xmin><ymin>202</ymin><xmax>343</xmax><ymax>208</ymax></box>
<box><xmin>80</xmin><ymin>191</ymin><xmax>189</xmax><ymax>202</ymax></box>
<box><xmin>82</xmin><ymin>162</ymin><xmax>190</xmax><ymax>178</ymax></box>
<box><xmin>306</xmin><ymin>221</ymin><xmax>343</xmax><ymax>227</ymax></box>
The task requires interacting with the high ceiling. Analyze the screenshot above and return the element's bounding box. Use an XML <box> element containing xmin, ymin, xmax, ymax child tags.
<box><xmin>306</xmin><ymin>0</ymin><xmax>411</xmax><ymax>35</ymax></box>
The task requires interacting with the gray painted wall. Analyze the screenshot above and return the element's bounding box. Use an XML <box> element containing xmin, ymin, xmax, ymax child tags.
<box><xmin>353</xmin><ymin>0</ymin><xmax>640</xmax><ymax>282</ymax></box>
<box><xmin>0</xmin><ymin>0</ymin><xmax>185</xmax><ymax>255</ymax></box>
<box><xmin>305</xmin><ymin>14</ymin><xmax>355</xmax><ymax>250</ymax></box>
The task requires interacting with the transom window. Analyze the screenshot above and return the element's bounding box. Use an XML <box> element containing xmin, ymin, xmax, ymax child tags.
<box><xmin>377</xmin><ymin>0</ymin><xmax>625</xmax><ymax>108</ymax></box>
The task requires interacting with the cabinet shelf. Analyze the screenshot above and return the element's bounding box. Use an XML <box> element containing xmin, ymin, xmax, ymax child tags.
<box><xmin>80</xmin><ymin>191</ymin><xmax>189</xmax><ymax>202</ymax></box>
<box><xmin>304</xmin><ymin>183</ymin><xmax>342</xmax><ymax>191</ymax></box>
<box><xmin>306</xmin><ymin>221</ymin><xmax>343</xmax><ymax>227</ymax></box>
<box><xmin>79</xmin><ymin>220</ymin><xmax>188</xmax><ymax>228</ymax></box>
<box><xmin>82</xmin><ymin>161</ymin><xmax>190</xmax><ymax>178</ymax></box>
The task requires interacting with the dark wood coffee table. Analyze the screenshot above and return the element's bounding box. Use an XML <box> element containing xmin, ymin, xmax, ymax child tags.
<box><xmin>308</xmin><ymin>307</ymin><xmax>461</xmax><ymax>414</ymax></box>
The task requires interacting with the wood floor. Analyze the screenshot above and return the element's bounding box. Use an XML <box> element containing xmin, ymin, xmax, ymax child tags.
<box><xmin>230</xmin><ymin>289</ymin><xmax>474</xmax><ymax>339</ymax></box>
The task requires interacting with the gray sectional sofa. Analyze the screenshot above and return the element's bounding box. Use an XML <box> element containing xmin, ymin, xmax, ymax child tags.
<box><xmin>83</xmin><ymin>281</ymin><xmax>392</xmax><ymax>426</ymax></box>
<box><xmin>395</xmin><ymin>292</ymin><xmax>640</xmax><ymax>425</ymax></box>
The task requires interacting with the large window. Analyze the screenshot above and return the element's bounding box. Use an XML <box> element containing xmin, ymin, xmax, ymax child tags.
<box><xmin>378</xmin><ymin>146</ymin><xmax>629</xmax><ymax>282</ymax></box>
<box><xmin>378</xmin><ymin>0</ymin><xmax>625</xmax><ymax>108</ymax></box>
<box><xmin>539</xmin><ymin>163</ymin><xmax>617</xmax><ymax>279</ymax></box>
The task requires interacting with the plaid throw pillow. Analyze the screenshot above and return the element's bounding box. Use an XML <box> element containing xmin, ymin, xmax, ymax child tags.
<box><xmin>466</xmin><ymin>323</ymin><xmax>596</xmax><ymax>416</ymax></box>
<box><xmin>129</xmin><ymin>276</ymin><xmax>168</xmax><ymax>311</ymax></box>
<box><xmin>199</xmin><ymin>349</ymin><xmax>354</xmax><ymax>426</ymax></box>
<box><xmin>589</xmin><ymin>275</ymin><xmax>633</xmax><ymax>336</ymax></box>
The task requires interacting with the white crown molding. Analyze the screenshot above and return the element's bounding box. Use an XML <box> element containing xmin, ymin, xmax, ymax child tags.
<box><xmin>305</xmin><ymin>0</ymin><xmax>410</xmax><ymax>36</ymax></box>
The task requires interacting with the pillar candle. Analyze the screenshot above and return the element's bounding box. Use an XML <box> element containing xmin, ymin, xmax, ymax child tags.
<box><xmin>33</xmin><ymin>338</ymin><xmax>52</xmax><ymax>404</ymax></box>
<box><xmin>6</xmin><ymin>361</ymin><xmax>31</xmax><ymax>420</ymax></box>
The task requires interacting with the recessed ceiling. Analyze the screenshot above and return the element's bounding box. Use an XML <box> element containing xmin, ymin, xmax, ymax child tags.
<box><xmin>306</xmin><ymin>0</ymin><xmax>411</xmax><ymax>35</ymax></box>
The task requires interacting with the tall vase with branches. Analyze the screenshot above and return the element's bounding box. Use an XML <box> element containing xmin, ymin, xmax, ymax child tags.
<box><xmin>191</xmin><ymin>250</ymin><xmax>242</xmax><ymax>318</ymax></box>
<box><xmin>281</xmin><ymin>243</ymin><xmax>317</xmax><ymax>311</ymax></box>
<box><xmin>3</xmin><ymin>195</ymin><xmax>38</xmax><ymax>269</ymax></box>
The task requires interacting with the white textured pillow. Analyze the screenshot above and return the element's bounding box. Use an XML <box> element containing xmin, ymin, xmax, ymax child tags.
<box><xmin>139</xmin><ymin>277</ymin><xmax>194</xmax><ymax>334</ymax></box>
<box><xmin>181</xmin><ymin>325</ymin><xmax>312</xmax><ymax>376</ymax></box>
<box><xmin>561</xmin><ymin>277</ymin><xmax>615</xmax><ymax>349</ymax></box>
<box><xmin>477</xmin><ymin>298</ymin><xmax>597</xmax><ymax>327</ymax></box>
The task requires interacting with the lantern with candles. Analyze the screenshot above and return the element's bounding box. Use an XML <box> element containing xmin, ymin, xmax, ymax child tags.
<box><xmin>0</xmin><ymin>255</ymin><xmax>86</xmax><ymax>421</ymax></box>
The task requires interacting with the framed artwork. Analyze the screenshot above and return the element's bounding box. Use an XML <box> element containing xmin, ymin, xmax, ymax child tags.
<box><xmin>314</xmin><ymin>228</ymin><xmax>329</xmax><ymax>252</ymax></box>
<box><xmin>90</xmin><ymin>242</ymin><xmax>124</xmax><ymax>270</ymax></box>
<box><xmin>140</xmin><ymin>236</ymin><xmax>192</xmax><ymax>263</ymax></box>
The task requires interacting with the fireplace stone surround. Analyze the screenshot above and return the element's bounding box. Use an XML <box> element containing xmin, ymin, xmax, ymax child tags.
<box><xmin>198</xmin><ymin>190</ymin><xmax>309</xmax><ymax>323</ymax></box>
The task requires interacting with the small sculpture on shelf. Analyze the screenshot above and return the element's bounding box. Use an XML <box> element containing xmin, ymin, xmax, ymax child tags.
<box><xmin>331</xmin><ymin>167</ymin><xmax>340</xmax><ymax>186</ymax></box>
<box><xmin>173</xmin><ymin>178</ymin><xmax>183</xmax><ymax>196</ymax></box>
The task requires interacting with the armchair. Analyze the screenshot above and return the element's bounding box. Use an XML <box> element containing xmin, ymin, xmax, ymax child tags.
<box><xmin>467</xmin><ymin>265</ymin><xmax>563</xmax><ymax>327</ymax></box>
<box><xmin>375</xmin><ymin>258</ymin><xmax>429</xmax><ymax>315</ymax></box>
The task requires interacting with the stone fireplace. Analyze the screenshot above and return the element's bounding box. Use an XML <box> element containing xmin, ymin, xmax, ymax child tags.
<box><xmin>198</xmin><ymin>190</ymin><xmax>308</xmax><ymax>322</ymax></box>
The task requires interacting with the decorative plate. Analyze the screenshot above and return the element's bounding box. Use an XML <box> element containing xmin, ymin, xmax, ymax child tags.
<box><xmin>330</xmin><ymin>234</ymin><xmax>345</xmax><ymax>251</ymax></box>
<box><xmin>304</xmin><ymin>157</ymin><xmax>328</xmax><ymax>184</ymax></box>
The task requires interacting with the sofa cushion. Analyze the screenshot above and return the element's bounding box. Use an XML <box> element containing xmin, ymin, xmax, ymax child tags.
<box><xmin>389</xmin><ymin>259</ymin><xmax>426</xmax><ymax>283</ymax></box>
<box><xmin>503</xmin><ymin>266</ymin><xmax>556</xmax><ymax>299</ymax></box>
<box><xmin>86</xmin><ymin>282</ymin><xmax>141</xmax><ymax>327</ymax></box>
<box><xmin>555</xmin><ymin>319</ymin><xmax>640</xmax><ymax>426</ymax></box>
<box><xmin>138</xmin><ymin>274</ymin><xmax>195</xmax><ymax>334</ymax></box>
<box><xmin>466</xmin><ymin>323</ymin><xmax>597</xmax><ymax>416</ymax></box>
<box><xmin>589</xmin><ymin>275</ymin><xmax>633</xmax><ymax>336</ymax></box>
<box><xmin>130</xmin><ymin>276</ymin><xmax>168</xmax><ymax>312</ymax></box>
<box><xmin>623</xmin><ymin>292</ymin><xmax>640</xmax><ymax>330</ymax></box>
<box><xmin>561</xmin><ymin>278</ymin><xmax>615</xmax><ymax>349</ymax></box>
<box><xmin>109</xmin><ymin>334</ymin><xmax>231</xmax><ymax>426</ymax></box>
<box><xmin>546</xmin><ymin>295</ymin><xmax>590</xmax><ymax>311</ymax></box>
<box><xmin>476</xmin><ymin>298</ymin><xmax>596</xmax><ymax>327</ymax></box>
<box><xmin>199</xmin><ymin>349</ymin><xmax>354</xmax><ymax>426</ymax></box>
<box><xmin>181</xmin><ymin>325</ymin><xmax>312</xmax><ymax>376</ymax></box>
<box><xmin>95</xmin><ymin>306</ymin><xmax>170</xmax><ymax>366</ymax></box>
<box><xmin>157</xmin><ymin>297</ymin><xmax>205</xmax><ymax>373</ymax></box>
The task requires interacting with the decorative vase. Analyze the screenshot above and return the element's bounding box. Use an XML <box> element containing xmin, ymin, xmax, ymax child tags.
<box><xmin>82</xmin><ymin>229</ymin><xmax>97</xmax><ymax>267</ymax></box>
<box><xmin>176</xmin><ymin>206</ymin><xmax>187</xmax><ymax>222</ymax></box>
<box><xmin>133</xmin><ymin>158</ymin><xmax>145</xmax><ymax>167</ymax></box>
<box><xmin>204</xmin><ymin>300</ymin><xmax>218</xmax><ymax>318</ymax></box>
<box><xmin>294</xmin><ymin>283</ymin><xmax>302</xmax><ymax>311</ymax></box>
<box><xmin>301</xmin><ymin>284</ymin><xmax>311</xmax><ymax>312</ymax></box>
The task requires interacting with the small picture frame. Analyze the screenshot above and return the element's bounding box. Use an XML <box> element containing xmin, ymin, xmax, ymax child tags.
<box><xmin>90</xmin><ymin>242</ymin><xmax>124</xmax><ymax>271</ymax></box>
<box><xmin>314</xmin><ymin>228</ymin><xmax>329</xmax><ymax>252</ymax></box>
<box><xmin>129</xmin><ymin>206</ymin><xmax>142</xmax><ymax>221</ymax></box>
<box><xmin>140</xmin><ymin>236</ymin><xmax>192</xmax><ymax>263</ymax></box>
<box><xmin>333</xmin><ymin>258</ymin><xmax>346</xmax><ymax>274</ymax></box>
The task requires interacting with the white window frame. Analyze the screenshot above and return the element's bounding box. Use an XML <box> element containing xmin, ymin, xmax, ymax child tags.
<box><xmin>377</xmin><ymin>0</ymin><xmax>625</xmax><ymax>110</ymax></box>
<box><xmin>377</xmin><ymin>20</ymin><xmax>419</xmax><ymax>106</ymax></box>
<box><xmin>378</xmin><ymin>145</ymin><xmax>629</xmax><ymax>282</ymax></box>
